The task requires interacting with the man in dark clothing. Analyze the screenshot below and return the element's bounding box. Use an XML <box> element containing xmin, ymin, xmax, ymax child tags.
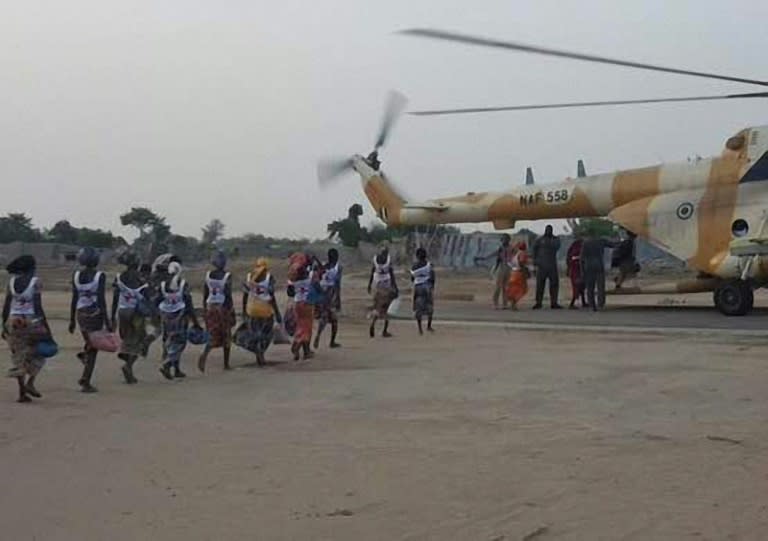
<box><xmin>532</xmin><ymin>225</ymin><xmax>562</xmax><ymax>309</ymax></box>
<box><xmin>612</xmin><ymin>230</ymin><xmax>639</xmax><ymax>289</ymax></box>
<box><xmin>580</xmin><ymin>234</ymin><xmax>618</xmax><ymax>311</ymax></box>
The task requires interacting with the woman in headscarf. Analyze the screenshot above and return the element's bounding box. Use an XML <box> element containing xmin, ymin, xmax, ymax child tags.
<box><xmin>111</xmin><ymin>251</ymin><xmax>153</xmax><ymax>384</ymax></box>
<box><xmin>314</xmin><ymin>248</ymin><xmax>342</xmax><ymax>349</ymax></box>
<box><xmin>367</xmin><ymin>246</ymin><xmax>398</xmax><ymax>338</ymax></box>
<box><xmin>241</xmin><ymin>258</ymin><xmax>281</xmax><ymax>366</ymax></box>
<box><xmin>198</xmin><ymin>251</ymin><xmax>235</xmax><ymax>372</ymax></box>
<box><xmin>2</xmin><ymin>255</ymin><xmax>51</xmax><ymax>402</ymax></box>
<box><xmin>410</xmin><ymin>247</ymin><xmax>436</xmax><ymax>334</ymax></box>
<box><xmin>69</xmin><ymin>247</ymin><xmax>110</xmax><ymax>393</ymax></box>
<box><xmin>287</xmin><ymin>253</ymin><xmax>321</xmax><ymax>361</ymax></box>
<box><xmin>505</xmin><ymin>242</ymin><xmax>530</xmax><ymax>310</ymax></box>
<box><xmin>157</xmin><ymin>261</ymin><xmax>201</xmax><ymax>380</ymax></box>
<box><xmin>149</xmin><ymin>253</ymin><xmax>181</xmax><ymax>361</ymax></box>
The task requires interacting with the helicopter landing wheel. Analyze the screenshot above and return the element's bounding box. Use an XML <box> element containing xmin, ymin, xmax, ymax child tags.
<box><xmin>714</xmin><ymin>281</ymin><xmax>754</xmax><ymax>316</ymax></box>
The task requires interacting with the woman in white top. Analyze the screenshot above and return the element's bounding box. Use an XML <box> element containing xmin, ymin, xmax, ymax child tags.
<box><xmin>367</xmin><ymin>246</ymin><xmax>398</xmax><ymax>338</ymax></box>
<box><xmin>157</xmin><ymin>262</ymin><xmax>201</xmax><ymax>380</ymax></box>
<box><xmin>410</xmin><ymin>248</ymin><xmax>436</xmax><ymax>335</ymax></box>
<box><xmin>111</xmin><ymin>251</ymin><xmax>154</xmax><ymax>384</ymax></box>
<box><xmin>69</xmin><ymin>247</ymin><xmax>110</xmax><ymax>394</ymax></box>
<box><xmin>1</xmin><ymin>255</ymin><xmax>51</xmax><ymax>403</ymax></box>
<box><xmin>314</xmin><ymin>248</ymin><xmax>343</xmax><ymax>350</ymax></box>
<box><xmin>198</xmin><ymin>251</ymin><xmax>235</xmax><ymax>373</ymax></box>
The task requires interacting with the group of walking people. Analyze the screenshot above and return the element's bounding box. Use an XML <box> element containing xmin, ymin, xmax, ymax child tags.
<box><xmin>490</xmin><ymin>227</ymin><xmax>638</xmax><ymax>312</ymax></box>
<box><xmin>1</xmin><ymin>247</ymin><xmax>344</xmax><ymax>403</ymax></box>
<box><xmin>2</xmin><ymin>243</ymin><xmax>440</xmax><ymax>403</ymax></box>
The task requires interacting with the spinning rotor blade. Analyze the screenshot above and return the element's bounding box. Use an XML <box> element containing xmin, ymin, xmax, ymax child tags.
<box><xmin>400</xmin><ymin>28</ymin><xmax>768</xmax><ymax>87</ymax></box>
<box><xmin>317</xmin><ymin>157</ymin><xmax>354</xmax><ymax>187</ymax></box>
<box><xmin>410</xmin><ymin>91</ymin><xmax>768</xmax><ymax>116</ymax></box>
<box><xmin>375</xmin><ymin>90</ymin><xmax>408</xmax><ymax>150</ymax></box>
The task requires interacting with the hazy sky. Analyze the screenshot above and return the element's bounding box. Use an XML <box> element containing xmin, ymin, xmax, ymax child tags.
<box><xmin>2</xmin><ymin>1</ymin><xmax>767</xmax><ymax>240</ymax></box>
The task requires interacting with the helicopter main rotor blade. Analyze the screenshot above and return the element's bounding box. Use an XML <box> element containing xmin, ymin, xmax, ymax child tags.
<box><xmin>317</xmin><ymin>157</ymin><xmax>355</xmax><ymax>188</ymax></box>
<box><xmin>409</xmin><ymin>91</ymin><xmax>768</xmax><ymax>116</ymax></box>
<box><xmin>400</xmin><ymin>28</ymin><xmax>768</xmax><ymax>88</ymax></box>
<box><xmin>375</xmin><ymin>90</ymin><xmax>408</xmax><ymax>151</ymax></box>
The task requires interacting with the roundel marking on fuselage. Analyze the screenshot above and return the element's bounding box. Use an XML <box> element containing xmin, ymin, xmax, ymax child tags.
<box><xmin>676</xmin><ymin>202</ymin><xmax>694</xmax><ymax>220</ymax></box>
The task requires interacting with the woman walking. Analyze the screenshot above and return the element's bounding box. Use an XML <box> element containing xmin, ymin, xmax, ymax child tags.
<box><xmin>242</xmin><ymin>258</ymin><xmax>281</xmax><ymax>366</ymax></box>
<box><xmin>158</xmin><ymin>262</ymin><xmax>201</xmax><ymax>380</ymax></box>
<box><xmin>2</xmin><ymin>255</ymin><xmax>51</xmax><ymax>403</ymax></box>
<box><xmin>111</xmin><ymin>251</ymin><xmax>153</xmax><ymax>384</ymax></box>
<box><xmin>69</xmin><ymin>247</ymin><xmax>110</xmax><ymax>393</ymax></box>
<box><xmin>506</xmin><ymin>242</ymin><xmax>530</xmax><ymax>310</ymax></box>
<box><xmin>367</xmin><ymin>246</ymin><xmax>398</xmax><ymax>338</ymax></box>
<box><xmin>198</xmin><ymin>251</ymin><xmax>235</xmax><ymax>372</ymax></box>
<box><xmin>410</xmin><ymin>248</ymin><xmax>435</xmax><ymax>334</ymax></box>
<box><xmin>287</xmin><ymin>253</ymin><xmax>320</xmax><ymax>361</ymax></box>
<box><xmin>314</xmin><ymin>248</ymin><xmax>342</xmax><ymax>349</ymax></box>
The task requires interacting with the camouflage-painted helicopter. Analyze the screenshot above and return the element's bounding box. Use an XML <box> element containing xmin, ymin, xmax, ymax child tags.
<box><xmin>318</xmin><ymin>29</ymin><xmax>768</xmax><ymax>315</ymax></box>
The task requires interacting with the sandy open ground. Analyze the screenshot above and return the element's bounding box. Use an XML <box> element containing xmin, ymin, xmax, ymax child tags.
<box><xmin>2</xmin><ymin>273</ymin><xmax>768</xmax><ymax>540</ymax></box>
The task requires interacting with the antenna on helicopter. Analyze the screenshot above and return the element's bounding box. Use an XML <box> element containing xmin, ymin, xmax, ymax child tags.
<box><xmin>525</xmin><ymin>167</ymin><xmax>535</xmax><ymax>185</ymax></box>
<box><xmin>577</xmin><ymin>160</ymin><xmax>587</xmax><ymax>178</ymax></box>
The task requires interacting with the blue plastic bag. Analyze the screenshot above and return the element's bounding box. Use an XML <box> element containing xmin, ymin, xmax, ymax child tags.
<box><xmin>187</xmin><ymin>327</ymin><xmax>209</xmax><ymax>345</ymax></box>
<box><xmin>36</xmin><ymin>339</ymin><xmax>59</xmax><ymax>358</ymax></box>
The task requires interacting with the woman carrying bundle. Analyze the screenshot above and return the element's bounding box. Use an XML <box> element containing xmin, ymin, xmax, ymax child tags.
<box><xmin>111</xmin><ymin>251</ymin><xmax>153</xmax><ymax>384</ymax></box>
<box><xmin>158</xmin><ymin>262</ymin><xmax>201</xmax><ymax>380</ymax></box>
<box><xmin>241</xmin><ymin>258</ymin><xmax>281</xmax><ymax>366</ymax></box>
<box><xmin>367</xmin><ymin>246</ymin><xmax>398</xmax><ymax>338</ymax></box>
<box><xmin>198</xmin><ymin>251</ymin><xmax>235</xmax><ymax>372</ymax></box>
<box><xmin>2</xmin><ymin>255</ymin><xmax>52</xmax><ymax>403</ymax></box>
<box><xmin>69</xmin><ymin>247</ymin><xmax>110</xmax><ymax>393</ymax></box>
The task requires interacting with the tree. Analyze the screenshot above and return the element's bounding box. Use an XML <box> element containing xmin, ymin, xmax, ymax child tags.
<box><xmin>120</xmin><ymin>207</ymin><xmax>165</xmax><ymax>237</ymax></box>
<box><xmin>0</xmin><ymin>213</ymin><xmax>41</xmax><ymax>243</ymax></box>
<box><xmin>49</xmin><ymin>220</ymin><xmax>79</xmax><ymax>244</ymax></box>
<box><xmin>201</xmin><ymin>218</ymin><xmax>225</xmax><ymax>245</ymax></box>
<box><xmin>77</xmin><ymin>227</ymin><xmax>119</xmax><ymax>249</ymax></box>
<box><xmin>327</xmin><ymin>204</ymin><xmax>366</xmax><ymax>247</ymax></box>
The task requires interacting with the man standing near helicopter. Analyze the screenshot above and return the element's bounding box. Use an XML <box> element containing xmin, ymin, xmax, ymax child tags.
<box><xmin>532</xmin><ymin>225</ymin><xmax>562</xmax><ymax>309</ymax></box>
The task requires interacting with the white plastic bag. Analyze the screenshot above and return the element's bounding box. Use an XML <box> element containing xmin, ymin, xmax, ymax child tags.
<box><xmin>387</xmin><ymin>297</ymin><xmax>401</xmax><ymax>317</ymax></box>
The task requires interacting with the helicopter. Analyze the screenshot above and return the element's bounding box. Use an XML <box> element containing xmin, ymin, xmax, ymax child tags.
<box><xmin>318</xmin><ymin>29</ymin><xmax>768</xmax><ymax>316</ymax></box>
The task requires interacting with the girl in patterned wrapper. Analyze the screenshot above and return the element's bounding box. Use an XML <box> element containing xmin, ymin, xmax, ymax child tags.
<box><xmin>410</xmin><ymin>248</ymin><xmax>436</xmax><ymax>335</ymax></box>
<box><xmin>314</xmin><ymin>248</ymin><xmax>343</xmax><ymax>350</ymax></box>
<box><xmin>287</xmin><ymin>253</ymin><xmax>321</xmax><ymax>361</ymax></box>
<box><xmin>367</xmin><ymin>246</ymin><xmax>398</xmax><ymax>338</ymax></box>
<box><xmin>242</xmin><ymin>258</ymin><xmax>282</xmax><ymax>366</ymax></box>
<box><xmin>2</xmin><ymin>255</ymin><xmax>51</xmax><ymax>403</ymax></box>
<box><xmin>157</xmin><ymin>262</ymin><xmax>201</xmax><ymax>380</ymax></box>
<box><xmin>111</xmin><ymin>251</ymin><xmax>155</xmax><ymax>384</ymax></box>
<box><xmin>198</xmin><ymin>251</ymin><xmax>236</xmax><ymax>373</ymax></box>
<box><xmin>69</xmin><ymin>247</ymin><xmax>110</xmax><ymax>393</ymax></box>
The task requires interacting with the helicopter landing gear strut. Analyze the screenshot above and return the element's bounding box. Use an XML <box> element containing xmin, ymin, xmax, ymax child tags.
<box><xmin>714</xmin><ymin>280</ymin><xmax>754</xmax><ymax>316</ymax></box>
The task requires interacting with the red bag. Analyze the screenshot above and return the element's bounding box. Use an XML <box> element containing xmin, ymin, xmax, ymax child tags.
<box><xmin>88</xmin><ymin>330</ymin><xmax>122</xmax><ymax>353</ymax></box>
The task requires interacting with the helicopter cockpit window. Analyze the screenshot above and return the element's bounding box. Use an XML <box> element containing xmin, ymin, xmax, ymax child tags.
<box><xmin>732</xmin><ymin>219</ymin><xmax>749</xmax><ymax>238</ymax></box>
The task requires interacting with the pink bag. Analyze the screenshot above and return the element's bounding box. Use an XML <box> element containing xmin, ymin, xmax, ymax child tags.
<box><xmin>88</xmin><ymin>330</ymin><xmax>122</xmax><ymax>353</ymax></box>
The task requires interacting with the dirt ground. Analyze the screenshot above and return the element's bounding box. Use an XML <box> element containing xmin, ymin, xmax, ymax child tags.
<box><xmin>2</xmin><ymin>270</ymin><xmax>768</xmax><ymax>540</ymax></box>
